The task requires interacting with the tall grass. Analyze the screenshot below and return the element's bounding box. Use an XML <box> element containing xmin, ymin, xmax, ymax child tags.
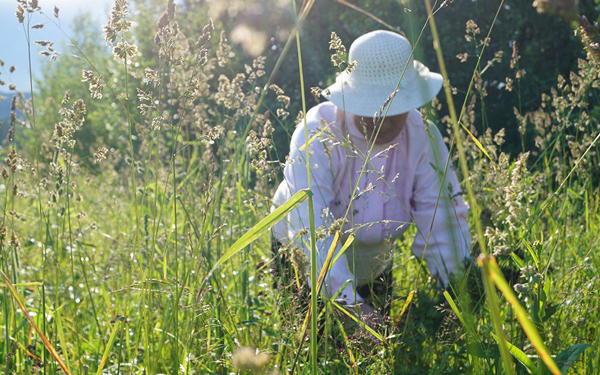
<box><xmin>1</xmin><ymin>0</ymin><xmax>599</xmax><ymax>374</ymax></box>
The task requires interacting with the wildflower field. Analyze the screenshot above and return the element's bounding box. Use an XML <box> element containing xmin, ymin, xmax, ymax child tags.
<box><xmin>0</xmin><ymin>0</ymin><xmax>599</xmax><ymax>374</ymax></box>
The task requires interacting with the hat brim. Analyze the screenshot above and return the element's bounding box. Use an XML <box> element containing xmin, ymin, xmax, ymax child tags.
<box><xmin>322</xmin><ymin>61</ymin><xmax>443</xmax><ymax>118</ymax></box>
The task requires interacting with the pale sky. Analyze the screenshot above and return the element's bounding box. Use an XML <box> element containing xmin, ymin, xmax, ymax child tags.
<box><xmin>0</xmin><ymin>0</ymin><xmax>115</xmax><ymax>91</ymax></box>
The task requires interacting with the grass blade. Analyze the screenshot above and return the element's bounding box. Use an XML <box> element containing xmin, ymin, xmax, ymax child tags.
<box><xmin>330</xmin><ymin>300</ymin><xmax>385</xmax><ymax>343</ymax></box>
<box><xmin>1</xmin><ymin>271</ymin><xmax>71</xmax><ymax>375</ymax></box>
<box><xmin>510</xmin><ymin>252</ymin><xmax>526</xmax><ymax>269</ymax></box>
<box><xmin>459</xmin><ymin>121</ymin><xmax>492</xmax><ymax>161</ymax></box>
<box><xmin>213</xmin><ymin>189</ymin><xmax>310</xmax><ymax>270</ymax></box>
<box><xmin>423</xmin><ymin>0</ymin><xmax>516</xmax><ymax>372</ymax></box>
<box><xmin>443</xmin><ymin>290</ymin><xmax>467</xmax><ymax>328</ymax></box>
<box><xmin>96</xmin><ymin>320</ymin><xmax>123</xmax><ymax>375</ymax></box>
<box><xmin>298</xmin><ymin>130</ymin><xmax>324</xmax><ymax>151</ymax></box>
<box><xmin>54</xmin><ymin>307</ymin><xmax>72</xmax><ymax>374</ymax></box>
<box><xmin>328</xmin><ymin>234</ymin><xmax>355</xmax><ymax>272</ymax></box>
<box><xmin>11</xmin><ymin>338</ymin><xmax>43</xmax><ymax>361</ymax></box>
<box><xmin>491</xmin><ymin>333</ymin><xmax>541</xmax><ymax>375</ymax></box>
<box><xmin>482</xmin><ymin>256</ymin><xmax>561</xmax><ymax>375</ymax></box>
<box><xmin>195</xmin><ymin>189</ymin><xmax>311</xmax><ymax>303</ymax></box>
<box><xmin>291</xmin><ymin>231</ymin><xmax>342</xmax><ymax>373</ymax></box>
<box><xmin>334</xmin><ymin>317</ymin><xmax>358</xmax><ymax>374</ymax></box>
<box><xmin>12</xmin><ymin>282</ymin><xmax>43</xmax><ymax>287</ymax></box>
<box><xmin>317</xmin><ymin>231</ymin><xmax>342</xmax><ymax>293</ymax></box>
<box><xmin>395</xmin><ymin>290</ymin><xmax>416</xmax><ymax>326</ymax></box>
<box><xmin>555</xmin><ymin>343</ymin><xmax>592</xmax><ymax>374</ymax></box>
<box><xmin>523</xmin><ymin>241</ymin><xmax>540</xmax><ymax>269</ymax></box>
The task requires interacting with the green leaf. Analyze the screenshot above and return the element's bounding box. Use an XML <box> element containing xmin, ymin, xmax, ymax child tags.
<box><xmin>523</xmin><ymin>241</ymin><xmax>541</xmax><ymax>269</ymax></box>
<box><xmin>482</xmin><ymin>256</ymin><xmax>561</xmax><ymax>375</ymax></box>
<box><xmin>331</xmin><ymin>279</ymin><xmax>352</xmax><ymax>300</ymax></box>
<box><xmin>465</xmin><ymin>343</ymin><xmax>499</xmax><ymax>359</ymax></box>
<box><xmin>317</xmin><ymin>231</ymin><xmax>341</xmax><ymax>293</ymax></box>
<box><xmin>396</xmin><ymin>290</ymin><xmax>416</xmax><ymax>326</ymax></box>
<box><xmin>12</xmin><ymin>282</ymin><xmax>43</xmax><ymax>287</ymax></box>
<box><xmin>443</xmin><ymin>290</ymin><xmax>467</xmax><ymax>328</ymax></box>
<box><xmin>54</xmin><ymin>308</ymin><xmax>72</xmax><ymax>374</ymax></box>
<box><xmin>1</xmin><ymin>271</ymin><xmax>72</xmax><ymax>375</ymax></box>
<box><xmin>330</xmin><ymin>300</ymin><xmax>385</xmax><ymax>343</ymax></box>
<box><xmin>96</xmin><ymin>321</ymin><xmax>123</xmax><ymax>375</ymax></box>
<box><xmin>299</xmin><ymin>130</ymin><xmax>324</xmax><ymax>151</ymax></box>
<box><xmin>213</xmin><ymin>189</ymin><xmax>310</xmax><ymax>270</ymax></box>
<box><xmin>491</xmin><ymin>333</ymin><xmax>540</xmax><ymax>375</ymax></box>
<box><xmin>555</xmin><ymin>343</ymin><xmax>592</xmax><ymax>374</ymax></box>
<box><xmin>328</xmin><ymin>234</ymin><xmax>354</xmax><ymax>271</ymax></box>
<box><xmin>195</xmin><ymin>189</ymin><xmax>311</xmax><ymax>303</ymax></box>
<box><xmin>541</xmin><ymin>303</ymin><xmax>561</xmax><ymax>323</ymax></box>
<box><xmin>510</xmin><ymin>251</ymin><xmax>526</xmax><ymax>269</ymax></box>
<box><xmin>458</xmin><ymin>121</ymin><xmax>492</xmax><ymax>161</ymax></box>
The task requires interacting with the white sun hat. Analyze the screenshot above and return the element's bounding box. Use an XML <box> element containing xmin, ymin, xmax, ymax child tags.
<box><xmin>322</xmin><ymin>30</ymin><xmax>443</xmax><ymax>118</ymax></box>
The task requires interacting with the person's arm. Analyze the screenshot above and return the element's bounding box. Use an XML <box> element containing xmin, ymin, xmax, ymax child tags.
<box><xmin>410</xmin><ymin>123</ymin><xmax>472</xmax><ymax>287</ymax></box>
<box><xmin>282</xmin><ymin>106</ymin><xmax>364</xmax><ymax>304</ymax></box>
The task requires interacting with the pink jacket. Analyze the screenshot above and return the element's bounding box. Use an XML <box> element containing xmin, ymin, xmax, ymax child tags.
<box><xmin>272</xmin><ymin>102</ymin><xmax>471</xmax><ymax>304</ymax></box>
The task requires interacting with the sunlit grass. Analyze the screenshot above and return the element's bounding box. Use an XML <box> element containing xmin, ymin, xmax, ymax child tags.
<box><xmin>1</xmin><ymin>0</ymin><xmax>599</xmax><ymax>374</ymax></box>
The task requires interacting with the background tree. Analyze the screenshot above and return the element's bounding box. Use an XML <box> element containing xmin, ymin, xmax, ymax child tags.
<box><xmin>31</xmin><ymin>0</ymin><xmax>600</xmax><ymax>165</ymax></box>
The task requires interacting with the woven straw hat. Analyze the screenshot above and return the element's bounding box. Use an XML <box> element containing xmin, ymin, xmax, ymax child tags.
<box><xmin>323</xmin><ymin>30</ymin><xmax>443</xmax><ymax>117</ymax></box>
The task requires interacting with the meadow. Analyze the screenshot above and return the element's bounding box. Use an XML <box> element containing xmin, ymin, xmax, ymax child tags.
<box><xmin>0</xmin><ymin>0</ymin><xmax>599</xmax><ymax>374</ymax></box>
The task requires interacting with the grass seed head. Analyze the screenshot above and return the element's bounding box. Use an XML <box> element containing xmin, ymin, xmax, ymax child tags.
<box><xmin>16</xmin><ymin>4</ymin><xmax>25</xmax><ymax>23</ymax></box>
<box><xmin>94</xmin><ymin>147</ymin><xmax>109</xmax><ymax>164</ymax></box>
<box><xmin>9</xmin><ymin>232</ymin><xmax>20</xmax><ymax>248</ymax></box>
<box><xmin>329</xmin><ymin>31</ymin><xmax>347</xmax><ymax>68</ymax></box>
<box><xmin>157</xmin><ymin>11</ymin><xmax>169</xmax><ymax>29</ymax></box>
<box><xmin>167</xmin><ymin>0</ymin><xmax>176</xmax><ymax>20</ymax></box>
<box><xmin>465</xmin><ymin>20</ymin><xmax>480</xmax><ymax>42</ymax></box>
<box><xmin>104</xmin><ymin>0</ymin><xmax>132</xmax><ymax>45</ymax></box>
<box><xmin>81</xmin><ymin>70</ymin><xmax>104</xmax><ymax>99</ymax></box>
<box><xmin>578</xmin><ymin>15</ymin><xmax>600</xmax><ymax>62</ymax></box>
<box><xmin>113</xmin><ymin>41</ymin><xmax>138</xmax><ymax>63</ymax></box>
<box><xmin>217</xmin><ymin>31</ymin><xmax>234</xmax><ymax>67</ymax></box>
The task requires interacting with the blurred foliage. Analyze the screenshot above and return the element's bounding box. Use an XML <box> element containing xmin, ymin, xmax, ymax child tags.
<box><xmin>146</xmin><ymin>0</ymin><xmax>598</xmax><ymax>159</ymax></box>
<box><xmin>30</xmin><ymin>0</ymin><xmax>600</xmax><ymax>163</ymax></box>
<box><xmin>415</xmin><ymin>0</ymin><xmax>600</xmax><ymax>154</ymax></box>
<box><xmin>289</xmin><ymin>0</ymin><xmax>599</xmax><ymax>156</ymax></box>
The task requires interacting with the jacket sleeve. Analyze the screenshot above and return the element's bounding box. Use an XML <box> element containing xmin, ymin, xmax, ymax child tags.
<box><xmin>410</xmin><ymin>123</ymin><xmax>472</xmax><ymax>286</ymax></box>
<box><xmin>280</xmin><ymin>107</ymin><xmax>364</xmax><ymax>304</ymax></box>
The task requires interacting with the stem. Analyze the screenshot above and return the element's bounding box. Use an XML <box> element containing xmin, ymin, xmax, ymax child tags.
<box><xmin>423</xmin><ymin>0</ymin><xmax>515</xmax><ymax>373</ymax></box>
<box><xmin>294</xmin><ymin>23</ymin><xmax>319</xmax><ymax>375</ymax></box>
